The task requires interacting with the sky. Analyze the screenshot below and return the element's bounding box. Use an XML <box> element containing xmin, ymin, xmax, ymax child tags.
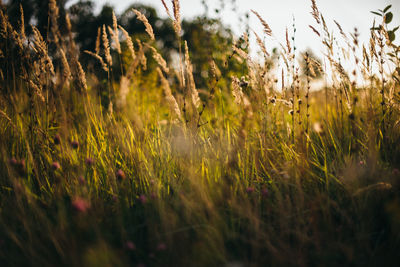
<box><xmin>67</xmin><ymin>0</ymin><xmax>400</xmax><ymax>54</ymax></box>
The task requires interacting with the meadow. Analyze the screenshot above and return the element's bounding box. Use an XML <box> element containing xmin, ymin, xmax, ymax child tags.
<box><xmin>0</xmin><ymin>0</ymin><xmax>400</xmax><ymax>266</ymax></box>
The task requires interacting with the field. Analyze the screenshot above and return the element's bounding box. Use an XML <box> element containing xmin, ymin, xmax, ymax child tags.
<box><xmin>1</xmin><ymin>0</ymin><xmax>400</xmax><ymax>266</ymax></box>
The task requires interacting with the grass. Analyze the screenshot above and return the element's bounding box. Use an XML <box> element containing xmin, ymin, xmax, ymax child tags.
<box><xmin>0</xmin><ymin>0</ymin><xmax>400</xmax><ymax>266</ymax></box>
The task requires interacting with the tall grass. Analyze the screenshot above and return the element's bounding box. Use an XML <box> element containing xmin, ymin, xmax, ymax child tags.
<box><xmin>0</xmin><ymin>1</ymin><xmax>400</xmax><ymax>266</ymax></box>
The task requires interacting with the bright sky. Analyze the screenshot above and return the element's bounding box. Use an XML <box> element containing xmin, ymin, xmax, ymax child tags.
<box><xmin>68</xmin><ymin>0</ymin><xmax>400</xmax><ymax>54</ymax></box>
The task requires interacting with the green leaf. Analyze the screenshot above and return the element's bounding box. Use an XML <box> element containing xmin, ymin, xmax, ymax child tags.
<box><xmin>393</xmin><ymin>26</ymin><xmax>399</xmax><ymax>33</ymax></box>
<box><xmin>388</xmin><ymin>31</ymin><xmax>395</xmax><ymax>42</ymax></box>
<box><xmin>385</xmin><ymin>12</ymin><xmax>393</xmax><ymax>24</ymax></box>
<box><xmin>370</xmin><ymin>11</ymin><xmax>382</xmax><ymax>16</ymax></box>
<box><xmin>383</xmin><ymin>5</ymin><xmax>392</xmax><ymax>13</ymax></box>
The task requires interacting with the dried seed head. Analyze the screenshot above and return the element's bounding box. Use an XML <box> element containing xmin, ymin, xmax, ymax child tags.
<box><xmin>117</xmin><ymin>76</ymin><xmax>130</xmax><ymax>109</ymax></box>
<box><xmin>76</xmin><ymin>61</ymin><xmax>87</xmax><ymax>91</ymax></box>
<box><xmin>161</xmin><ymin>0</ymin><xmax>172</xmax><ymax>18</ymax></box>
<box><xmin>95</xmin><ymin>27</ymin><xmax>101</xmax><ymax>54</ymax></box>
<box><xmin>310</xmin><ymin>0</ymin><xmax>320</xmax><ymax>24</ymax></box>
<box><xmin>84</xmin><ymin>50</ymin><xmax>109</xmax><ymax>72</ymax></box>
<box><xmin>253</xmin><ymin>30</ymin><xmax>269</xmax><ymax>57</ymax></box>
<box><xmin>172</xmin><ymin>0</ymin><xmax>181</xmax><ymax>35</ymax></box>
<box><xmin>49</xmin><ymin>0</ymin><xmax>60</xmax><ymax>45</ymax></box>
<box><xmin>184</xmin><ymin>41</ymin><xmax>201</xmax><ymax>108</ymax></box>
<box><xmin>157</xmin><ymin>68</ymin><xmax>181</xmax><ymax>118</ymax></box>
<box><xmin>112</xmin><ymin>11</ymin><xmax>121</xmax><ymax>54</ymax></box>
<box><xmin>132</xmin><ymin>8</ymin><xmax>155</xmax><ymax>41</ymax></box>
<box><xmin>102</xmin><ymin>25</ymin><xmax>112</xmax><ymax>66</ymax></box>
<box><xmin>232</xmin><ymin>76</ymin><xmax>244</xmax><ymax>105</ymax></box>
<box><xmin>60</xmin><ymin>49</ymin><xmax>71</xmax><ymax>80</ymax></box>
<box><xmin>251</xmin><ymin>10</ymin><xmax>272</xmax><ymax>36</ymax></box>
<box><xmin>147</xmin><ymin>44</ymin><xmax>169</xmax><ymax>73</ymax></box>
<box><xmin>19</xmin><ymin>4</ymin><xmax>26</xmax><ymax>41</ymax></box>
<box><xmin>118</xmin><ymin>25</ymin><xmax>135</xmax><ymax>60</ymax></box>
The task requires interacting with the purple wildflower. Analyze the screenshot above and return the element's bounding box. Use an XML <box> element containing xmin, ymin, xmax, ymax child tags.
<box><xmin>78</xmin><ymin>176</ymin><xmax>85</xmax><ymax>185</ymax></box>
<box><xmin>125</xmin><ymin>241</ymin><xmax>136</xmax><ymax>251</ymax></box>
<box><xmin>139</xmin><ymin>194</ymin><xmax>147</xmax><ymax>204</ymax></box>
<box><xmin>72</xmin><ymin>197</ymin><xmax>90</xmax><ymax>213</ymax></box>
<box><xmin>51</xmin><ymin>161</ymin><xmax>61</xmax><ymax>170</ymax></box>
<box><xmin>156</xmin><ymin>242</ymin><xmax>167</xmax><ymax>251</ymax></box>
<box><xmin>85</xmin><ymin>158</ymin><xmax>95</xmax><ymax>166</ymax></box>
<box><xmin>246</xmin><ymin>187</ymin><xmax>255</xmax><ymax>194</ymax></box>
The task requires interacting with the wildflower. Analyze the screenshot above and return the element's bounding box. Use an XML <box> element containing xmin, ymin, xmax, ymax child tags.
<box><xmin>116</xmin><ymin>169</ymin><xmax>126</xmax><ymax>180</ymax></box>
<box><xmin>72</xmin><ymin>197</ymin><xmax>90</xmax><ymax>213</ymax></box>
<box><xmin>54</xmin><ymin>134</ymin><xmax>61</xmax><ymax>145</ymax></box>
<box><xmin>156</xmin><ymin>242</ymin><xmax>167</xmax><ymax>251</ymax></box>
<box><xmin>139</xmin><ymin>194</ymin><xmax>147</xmax><ymax>204</ymax></box>
<box><xmin>261</xmin><ymin>188</ymin><xmax>269</xmax><ymax>198</ymax></box>
<box><xmin>71</xmin><ymin>140</ymin><xmax>79</xmax><ymax>149</ymax></box>
<box><xmin>246</xmin><ymin>187</ymin><xmax>255</xmax><ymax>194</ymax></box>
<box><xmin>78</xmin><ymin>175</ymin><xmax>85</xmax><ymax>185</ymax></box>
<box><xmin>85</xmin><ymin>158</ymin><xmax>94</xmax><ymax>166</ymax></box>
<box><xmin>51</xmin><ymin>161</ymin><xmax>61</xmax><ymax>170</ymax></box>
<box><xmin>125</xmin><ymin>241</ymin><xmax>136</xmax><ymax>251</ymax></box>
<box><xmin>9</xmin><ymin>157</ymin><xmax>17</xmax><ymax>166</ymax></box>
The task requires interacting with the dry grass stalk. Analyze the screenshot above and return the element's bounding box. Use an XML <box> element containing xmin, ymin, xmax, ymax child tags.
<box><xmin>0</xmin><ymin>109</ymin><xmax>15</xmax><ymax>128</ymax></box>
<box><xmin>172</xmin><ymin>0</ymin><xmax>182</xmax><ymax>35</ymax></box>
<box><xmin>0</xmin><ymin>10</ymin><xmax>8</xmax><ymax>36</ymax></box>
<box><xmin>310</xmin><ymin>0</ymin><xmax>320</xmax><ymax>24</ymax></box>
<box><xmin>112</xmin><ymin>11</ymin><xmax>121</xmax><ymax>54</ymax></box>
<box><xmin>117</xmin><ymin>76</ymin><xmax>130</xmax><ymax>109</ymax></box>
<box><xmin>251</xmin><ymin>10</ymin><xmax>272</xmax><ymax>36</ymax></box>
<box><xmin>76</xmin><ymin>61</ymin><xmax>87</xmax><ymax>91</ymax></box>
<box><xmin>160</xmin><ymin>0</ymin><xmax>172</xmax><ymax>18</ymax></box>
<box><xmin>334</xmin><ymin>20</ymin><xmax>347</xmax><ymax>40</ymax></box>
<box><xmin>286</xmin><ymin>28</ymin><xmax>292</xmax><ymax>54</ymax></box>
<box><xmin>19</xmin><ymin>4</ymin><xmax>26</xmax><ymax>41</ymax></box>
<box><xmin>136</xmin><ymin>39</ymin><xmax>147</xmax><ymax>70</ymax></box>
<box><xmin>49</xmin><ymin>0</ymin><xmax>60</xmax><ymax>45</ymax></box>
<box><xmin>29</xmin><ymin>80</ymin><xmax>45</xmax><ymax>102</ymax></box>
<box><xmin>309</xmin><ymin>25</ymin><xmax>320</xmax><ymax>37</ymax></box>
<box><xmin>60</xmin><ymin>49</ymin><xmax>71</xmax><ymax>80</ymax></box>
<box><xmin>65</xmin><ymin>14</ymin><xmax>77</xmax><ymax>55</ymax></box>
<box><xmin>209</xmin><ymin>59</ymin><xmax>220</xmax><ymax>79</ymax></box>
<box><xmin>157</xmin><ymin>68</ymin><xmax>181</xmax><ymax>118</ymax></box>
<box><xmin>102</xmin><ymin>25</ymin><xmax>112</xmax><ymax>66</ymax></box>
<box><xmin>118</xmin><ymin>25</ymin><xmax>135</xmax><ymax>60</ymax></box>
<box><xmin>95</xmin><ymin>27</ymin><xmax>101</xmax><ymax>54</ymax></box>
<box><xmin>84</xmin><ymin>50</ymin><xmax>109</xmax><ymax>72</ymax></box>
<box><xmin>132</xmin><ymin>9</ymin><xmax>155</xmax><ymax>41</ymax></box>
<box><xmin>107</xmin><ymin>26</ymin><xmax>120</xmax><ymax>53</ymax></box>
<box><xmin>253</xmin><ymin>30</ymin><xmax>269</xmax><ymax>57</ymax></box>
<box><xmin>184</xmin><ymin>41</ymin><xmax>201</xmax><ymax>108</ymax></box>
<box><xmin>146</xmin><ymin>44</ymin><xmax>169</xmax><ymax>73</ymax></box>
<box><xmin>232</xmin><ymin>44</ymin><xmax>248</xmax><ymax>60</ymax></box>
<box><xmin>232</xmin><ymin>76</ymin><xmax>244</xmax><ymax>105</ymax></box>
<box><xmin>65</xmin><ymin>13</ymin><xmax>72</xmax><ymax>33</ymax></box>
<box><xmin>32</xmin><ymin>26</ymin><xmax>55</xmax><ymax>75</ymax></box>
